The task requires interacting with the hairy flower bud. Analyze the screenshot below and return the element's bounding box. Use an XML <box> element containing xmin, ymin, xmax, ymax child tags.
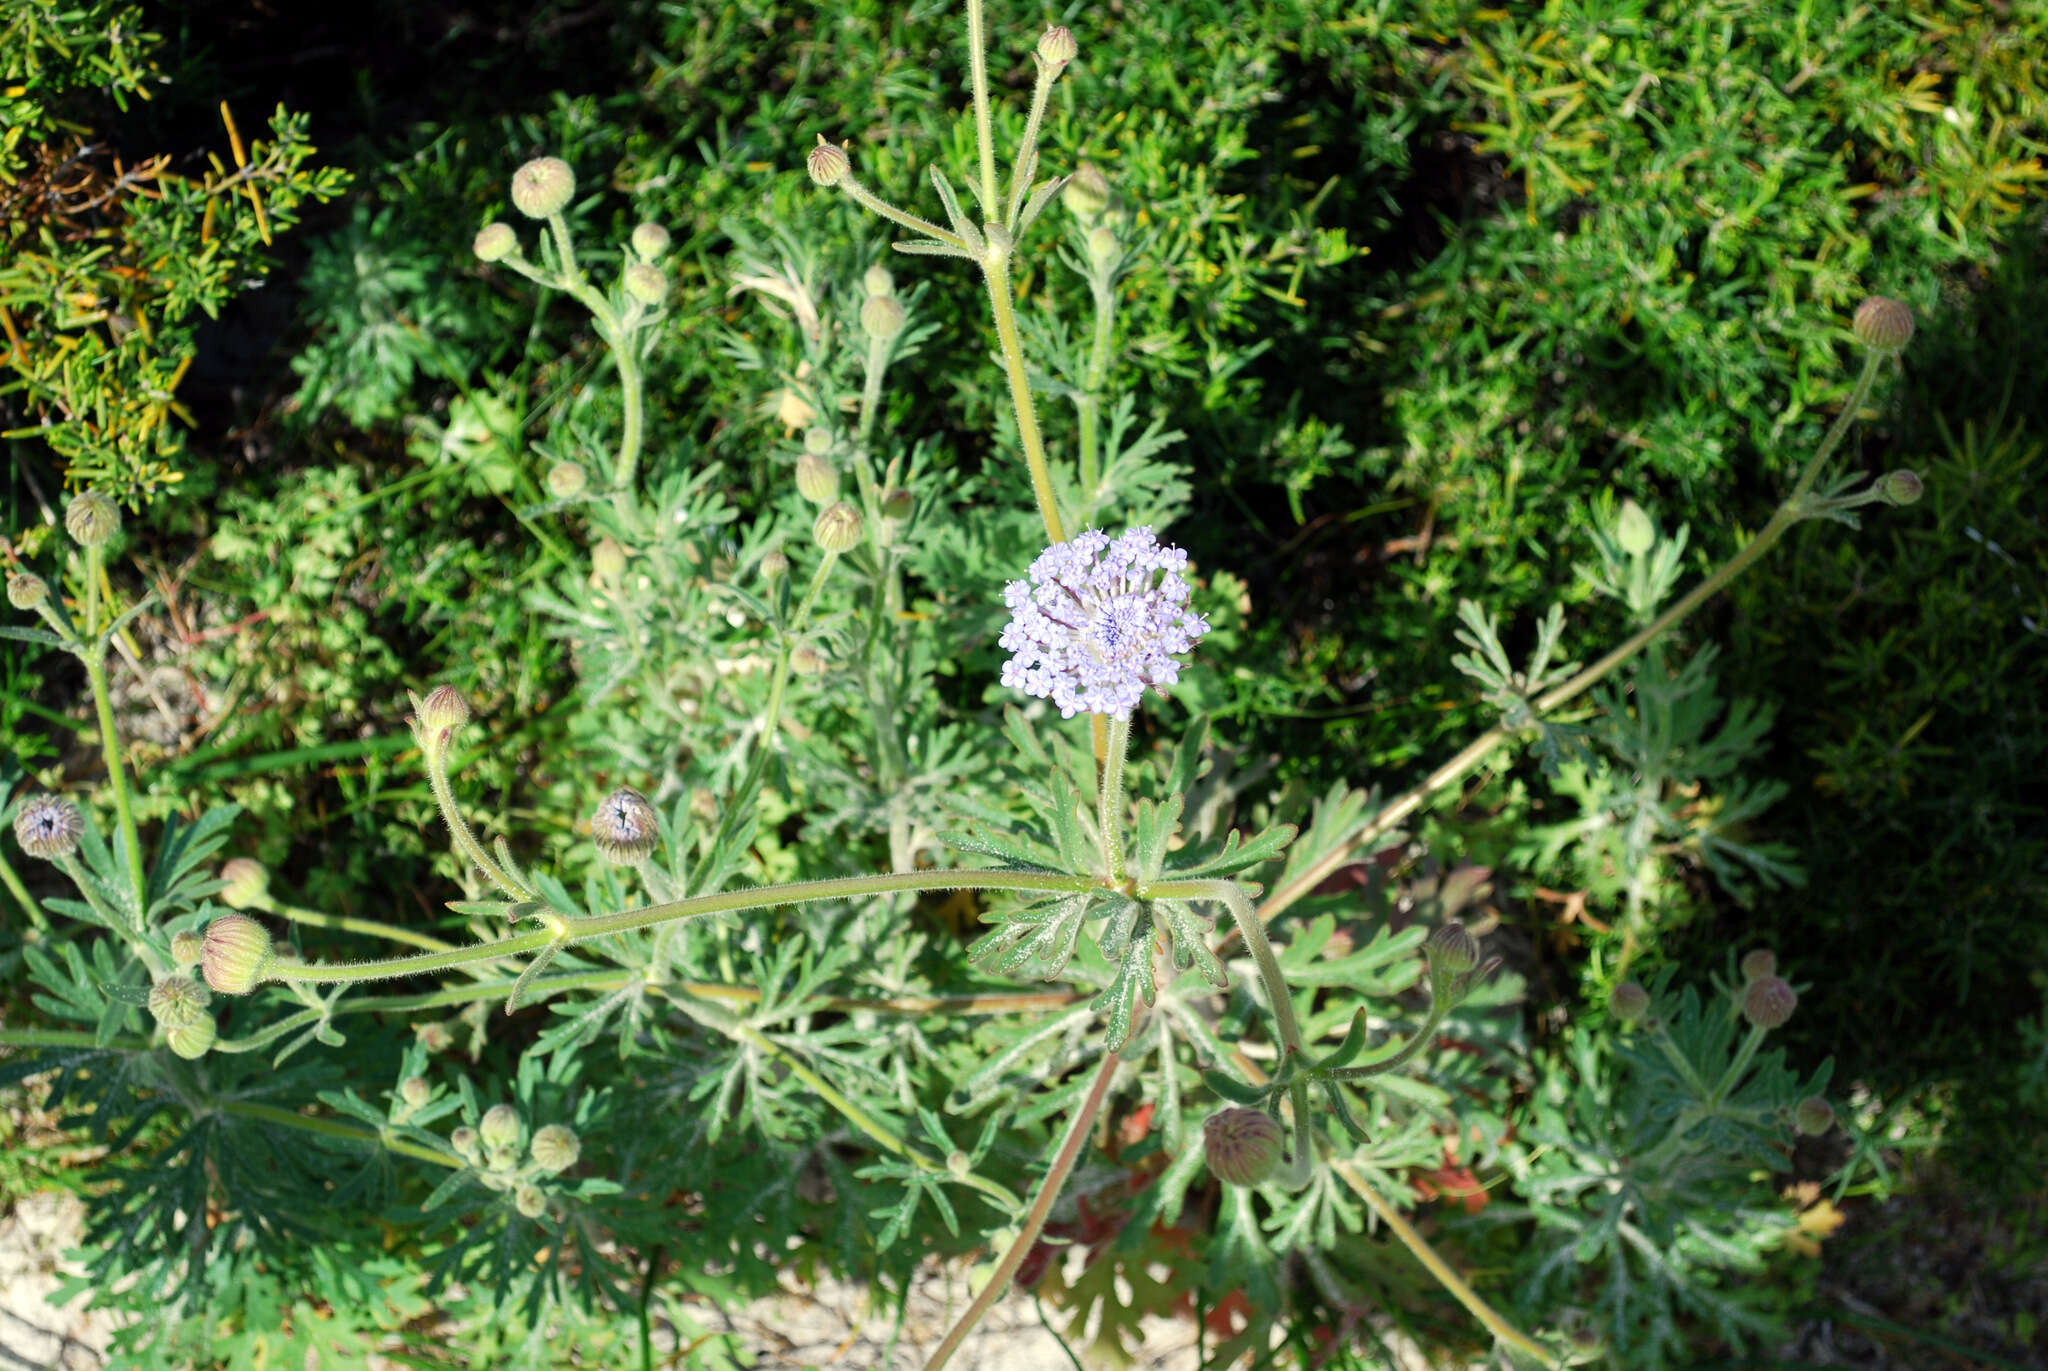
<box><xmin>510</xmin><ymin>156</ymin><xmax>575</xmax><ymax>219</ymax></box>
<box><xmin>806</xmin><ymin>138</ymin><xmax>850</xmax><ymax>188</ymax></box>
<box><xmin>879</xmin><ymin>487</ymin><xmax>913</xmax><ymax>521</ymax></box>
<box><xmin>630</xmin><ymin>221</ymin><xmax>671</xmax><ymax>262</ymax></box>
<box><xmin>479</xmin><ymin>1103</ymin><xmax>522</xmax><ymax>1150</ymax></box>
<box><xmin>472</xmin><ymin>222</ymin><xmax>517</xmax><ymax>262</ymax></box>
<box><xmin>592</xmin><ymin>537</ymin><xmax>627</xmax><ymax>582</ymax></box>
<box><xmin>416</xmin><ymin>1021</ymin><xmax>455</xmax><ymax>1054</ymax></box>
<box><xmin>419</xmin><ymin>685</ymin><xmax>471</xmax><ymax>734</ymax></box>
<box><xmin>514</xmin><ymin>1184</ymin><xmax>548</xmax><ymax>1219</ymax></box>
<box><xmin>399</xmin><ymin>1077</ymin><xmax>431</xmax><ymax>1110</ymax></box>
<box><xmin>546</xmin><ymin>461</ymin><xmax>588</xmax><ymax>500</ymax></box>
<box><xmin>1615</xmin><ymin>498</ymin><xmax>1655</xmax><ymax>557</ymax></box>
<box><xmin>812</xmin><ymin>501</ymin><xmax>864</xmax><ymax>554</ymax></box>
<box><xmin>1037</xmin><ymin>25</ymin><xmax>1078</xmax><ymax>65</ymax></box>
<box><xmin>1085</xmin><ymin>225</ymin><xmax>1118</xmax><ymax>267</ymax></box>
<box><xmin>859</xmin><ymin>292</ymin><xmax>904</xmax><ymax>342</ymax></box>
<box><xmin>450</xmin><ymin>1126</ymin><xmax>481</xmax><ymax>1164</ymax></box>
<box><xmin>1740</xmin><ymin>974</ymin><xmax>1798</xmax><ymax>1031</ymax></box>
<box><xmin>148</xmin><ymin>974</ymin><xmax>211</xmax><ymax>1030</ymax></box>
<box><xmin>1739</xmin><ymin>949</ymin><xmax>1777</xmax><ymax>983</ymax></box>
<box><xmin>1203</xmin><ymin>1108</ymin><xmax>1284</xmax><ymax>1187</ymax></box>
<box><xmin>803</xmin><ymin>426</ymin><xmax>833</xmax><ymax>456</ymax></box>
<box><xmin>1063</xmin><ymin>161</ymin><xmax>1110</xmax><ymax>220</ymax></box>
<box><xmin>165</xmin><ymin>1016</ymin><xmax>216</xmax><ymax>1060</ymax></box>
<box><xmin>1427</xmin><ymin>921</ymin><xmax>1480</xmax><ymax>975</ymax></box>
<box><xmin>170</xmin><ymin>929</ymin><xmax>204</xmax><ymax>967</ymax></box>
<box><xmin>1852</xmin><ymin>295</ymin><xmax>1914</xmax><ymax>353</ymax></box>
<box><xmin>1880</xmin><ymin>469</ymin><xmax>1924</xmax><ymax>506</ymax></box>
<box><xmin>591</xmin><ymin>787</ymin><xmax>659</xmax><ymax>865</ymax></box>
<box><xmin>795</xmin><ymin>453</ymin><xmax>839</xmax><ymax>505</ymax></box>
<box><xmin>65</xmin><ymin>491</ymin><xmax>120</xmax><ymax>548</ymax></box>
<box><xmin>862</xmin><ymin>264</ymin><xmax>894</xmax><ymax>297</ymax></box>
<box><xmin>759</xmin><ymin>550</ymin><xmax>790</xmax><ymax>582</ymax></box>
<box><xmin>217</xmin><ymin>857</ymin><xmax>269</xmax><ymax>910</ymax></box>
<box><xmin>624</xmin><ymin>262</ymin><xmax>669</xmax><ymax>306</ymax></box>
<box><xmin>13</xmin><ymin>795</ymin><xmax>82</xmax><ymax>860</ymax></box>
<box><xmin>529</xmin><ymin>1123</ymin><xmax>580</xmax><ymax>1172</ymax></box>
<box><xmin>790</xmin><ymin>645</ymin><xmax>824</xmax><ymax>675</ymax></box>
<box><xmin>1794</xmin><ymin>1096</ymin><xmax>1835</xmax><ymax>1136</ymax></box>
<box><xmin>1609</xmin><ymin>981</ymin><xmax>1650</xmax><ymax>1024</ymax></box>
<box><xmin>201</xmin><ymin>914</ymin><xmax>273</xmax><ymax>995</ymax></box>
<box><xmin>6</xmin><ymin>572</ymin><xmax>46</xmax><ymax>611</ymax></box>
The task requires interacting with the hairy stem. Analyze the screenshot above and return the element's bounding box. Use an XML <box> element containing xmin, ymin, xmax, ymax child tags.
<box><xmin>424</xmin><ymin>744</ymin><xmax>533</xmax><ymax>902</ymax></box>
<box><xmin>83</xmin><ymin>651</ymin><xmax>147</xmax><ymax>906</ymax></box>
<box><xmin>964</xmin><ymin>0</ymin><xmax>998</xmax><ymax>217</ymax></box>
<box><xmin>1097</xmin><ymin>715</ymin><xmax>1131</xmax><ymax>880</ymax></box>
<box><xmin>221</xmin><ymin>1100</ymin><xmax>459</xmax><ymax>1169</ymax></box>
<box><xmin>981</xmin><ymin>251</ymin><xmax>1067</xmax><ymax>545</ymax></box>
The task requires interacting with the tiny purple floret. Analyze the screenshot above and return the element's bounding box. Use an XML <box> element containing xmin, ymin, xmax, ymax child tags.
<box><xmin>998</xmin><ymin>528</ymin><xmax>1209</xmax><ymax>720</ymax></box>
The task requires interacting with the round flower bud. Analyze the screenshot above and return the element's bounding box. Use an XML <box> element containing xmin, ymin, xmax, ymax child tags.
<box><xmin>200</xmin><ymin>914</ymin><xmax>273</xmax><ymax>995</ymax></box>
<box><xmin>170</xmin><ymin>930</ymin><xmax>204</xmax><ymax>967</ymax></box>
<box><xmin>630</xmin><ymin>222</ymin><xmax>671</xmax><ymax>262</ymax></box>
<box><xmin>416</xmin><ymin>1021</ymin><xmax>455</xmax><ymax>1054</ymax></box>
<box><xmin>1203</xmin><ymin>1108</ymin><xmax>1284</xmax><ymax>1187</ymax></box>
<box><xmin>759</xmin><ymin>550</ymin><xmax>790</xmax><ymax>582</ymax></box>
<box><xmin>591</xmin><ymin>787</ymin><xmax>659</xmax><ymax>865</ymax></box>
<box><xmin>514</xmin><ymin>1184</ymin><xmax>548</xmax><ymax>1219</ymax></box>
<box><xmin>1086</xmin><ymin>226</ymin><xmax>1118</xmax><ymax>266</ymax></box>
<box><xmin>623</xmin><ymin>262</ymin><xmax>669</xmax><ymax>306</ymax></box>
<box><xmin>862</xmin><ymin>264</ymin><xmax>894</xmax><ymax>297</ymax></box>
<box><xmin>1063</xmin><ymin>161</ymin><xmax>1111</xmax><ymax>220</ymax></box>
<box><xmin>417</xmin><ymin>685</ymin><xmax>470</xmax><ymax>734</ymax></box>
<box><xmin>1739</xmin><ymin>949</ymin><xmax>1777</xmax><ymax>983</ymax></box>
<box><xmin>1740</xmin><ymin>974</ymin><xmax>1798</xmax><ymax>1031</ymax></box>
<box><xmin>13</xmin><ymin>795</ymin><xmax>82</xmax><ymax>861</ymax></box>
<box><xmin>165</xmin><ymin>1016</ymin><xmax>216</xmax><ymax>1060</ymax></box>
<box><xmin>1852</xmin><ymin>296</ymin><xmax>1914</xmax><ymax>353</ymax></box>
<box><xmin>479</xmin><ymin>1103</ymin><xmax>522</xmax><ymax>1150</ymax></box>
<box><xmin>546</xmin><ymin>461</ymin><xmax>588</xmax><ymax>500</ymax></box>
<box><xmin>592</xmin><ymin>537</ymin><xmax>628</xmax><ymax>582</ymax></box>
<box><xmin>1427</xmin><ymin>921</ymin><xmax>1480</xmax><ymax>975</ymax></box>
<box><xmin>529</xmin><ymin>1123</ymin><xmax>580</xmax><ymax>1172</ymax></box>
<box><xmin>399</xmin><ymin>1077</ymin><xmax>431</xmax><ymax>1110</ymax></box>
<box><xmin>472</xmin><ymin>222</ymin><xmax>517</xmax><ymax>263</ymax></box>
<box><xmin>795</xmin><ymin>453</ymin><xmax>839</xmax><ymax>505</ymax></box>
<box><xmin>879</xmin><ymin>487</ymin><xmax>913</xmax><ymax>521</ymax></box>
<box><xmin>64</xmin><ymin>491</ymin><xmax>120</xmax><ymax>549</ymax></box>
<box><xmin>1794</xmin><ymin>1096</ymin><xmax>1835</xmax><ymax>1136</ymax></box>
<box><xmin>7</xmin><ymin>572</ymin><xmax>46</xmax><ymax>611</ymax></box>
<box><xmin>1608</xmin><ymin>981</ymin><xmax>1651</xmax><ymax>1024</ymax></box>
<box><xmin>790</xmin><ymin>645</ymin><xmax>824</xmax><ymax>675</ymax></box>
<box><xmin>859</xmin><ymin>293</ymin><xmax>904</xmax><ymax>342</ymax></box>
<box><xmin>217</xmin><ymin>857</ymin><xmax>270</xmax><ymax>910</ymax></box>
<box><xmin>1615</xmin><ymin>499</ymin><xmax>1655</xmax><ymax>557</ymax></box>
<box><xmin>812</xmin><ymin>501</ymin><xmax>864</xmax><ymax>554</ymax></box>
<box><xmin>1880</xmin><ymin>470</ymin><xmax>1924</xmax><ymax>506</ymax></box>
<box><xmin>803</xmin><ymin>426</ymin><xmax>833</xmax><ymax>456</ymax></box>
<box><xmin>806</xmin><ymin>139</ymin><xmax>850</xmax><ymax>188</ymax></box>
<box><xmin>510</xmin><ymin>156</ymin><xmax>575</xmax><ymax>219</ymax></box>
<box><xmin>148</xmin><ymin>975</ymin><xmax>211</xmax><ymax>1030</ymax></box>
<box><xmin>450</xmin><ymin>1126</ymin><xmax>481</xmax><ymax>1164</ymax></box>
<box><xmin>1037</xmin><ymin>25</ymin><xmax>1078</xmax><ymax>65</ymax></box>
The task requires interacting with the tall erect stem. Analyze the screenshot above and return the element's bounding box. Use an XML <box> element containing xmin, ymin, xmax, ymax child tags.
<box><xmin>981</xmin><ymin>251</ymin><xmax>1067</xmax><ymax>545</ymax></box>
<box><xmin>964</xmin><ymin>0</ymin><xmax>999</xmax><ymax>215</ymax></box>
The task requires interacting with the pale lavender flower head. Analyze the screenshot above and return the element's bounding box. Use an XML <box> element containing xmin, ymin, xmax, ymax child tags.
<box><xmin>998</xmin><ymin>528</ymin><xmax>1208</xmax><ymax>720</ymax></box>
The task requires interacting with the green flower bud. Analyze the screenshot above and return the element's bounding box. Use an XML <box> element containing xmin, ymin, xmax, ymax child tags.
<box><xmin>510</xmin><ymin>156</ymin><xmax>575</xmax><ymax>219</ymax></box>
<box><xmin>1880</xmin><ymin>469</ymin><xmax>1924</xmax><ymax>506</ymax></box>
<box><xmin>879</xmin><ymin>487</ymin><xmax>913</xmax><ymax>521</ymax></box>
<box><xmin>759</xmin><ymin>550</ymin><xmax>790</xmax><ymax>582</ymax></box>
<box><xmin>1852</xmin><ymin>295</ymin><xmax>1914</xmax><ymax>353</ymax></box>
<box><xmin>1740</xmin><ymin>974</ymin><xmax>1798</xmax><ymax>1031</ymax></box>
<box><xmin>399</xmin><ymin>1077</ymin><xmax>431</xmax><ymax>1110</ymax></box>
<box><xmin>803</xmin><ymin>426</ymin><xmax>833</xmax><ymax>456</ymax></box>
<box><xmin>416</xmin><ymin>1021</ymin><xmax>456</xmax><ymax>1054</ymax></box>
<box><xmin>1063</xmin><ymin>161</ymin><xmax>1110</xmax><ymax>220</ymax></box>
<box><xmin>472</xmin><ymin>222</ymin><xmax>517</xmax><ymax>263</ymax></box>
<box><xmin>64</xmin><ymin>491</ymin><xmax>120</xmax><ymax>548</ymax></box>
<box><xmin>859</xmin><ymin>292</ymin><xmax>904</xmax><ymax>342</ymax></box>
<box><xmin>148</xmin><ymin>974</ymin><xmax>211</xmax><ymax>1030</ymax></box>
<box><xmin>170</xmin><ymin>930</ymin><xmax>204</xmax><ymax>967</ymax></box>
<box><xmin>630</xmin><ymin>222</ymin><xmax>671</xmax><ymax>262</ymax></box>
<box><xmin>13</xmin><ymin>795</ymin><xmax>82</xmax><ymax>860</ymax></box>
<box><xmin>592</xmin><ymin>537</ymin><xmax>628</xmax><ymax>582</ymax></box>
<box><xmin>806</xmin><ymin>138</ymin><xmax>850</xmax><ymax>188</ymax></box>
<box><xmin>6</xmin><ymin>572</ymin><xmax>46</xmax><ymax>611</ymax></box>
<box><xmin>1608</xmin><ymin>981</ymin><xmax>1650</xmax><ymax>1024</ymax></box>
<box><xmin>201</xmin><ymin>914</ymin><xmax>273</xmax><ymax>995</ymax></box>
<box><xmin>1794</xmin><ymin>1096</ymin><xmax>1835</xmax><ymax>1136</ymax></box>
<box><xmin>1203</xmin><ymin>1108</ymin><xmax>1284</xmax><ymax>1187</ymax></box>
<box><xmin>529</xmin><ymin>1123</ymin><xmax>580</xmax><ymax>1172</ymax></box>
<box><xmin>479</xmin><ymin>1103</ymin><xmax>522</xmax><ymax>1151</ymax></box>
<box><xmin>514</xmin><ymin>1184</ymin><xmax>548</xmax><ymax>1219</ymax></box>
<box><xmin>1037</xmin><ymin>25</ymin><xmax>1077</xmax><ymax>65</ymax></box>
<box><xmin>546</xmin><ymin>461</ymin><xmax>588</xmax><ymax>500</ymax></box>
<box><xmin>450</xmin><ymin>1126</ymin><xmax>481</xmax><ymax>1164</ymax></box>
<box><xmin>1615</xmin><ymin>498</ymin><xmax>1655</xmax><ymax>556</ymax></box>
<box><xmin>1086</xmin><ymin>226</ymin><xmax>1118</xmax><ymax>266</ymax></box>
<box><xmin>165</xmin><ymin>1016</ymin><xmax>216</xmax><ymax>1060</ymax></box>
<box><xmin>862</xmin><ymin>264</ymin><xmax>894</xmax><ymax>297</ymax></box>
<box><xmin>812</xmin><ymin>501</ymin><xmax>864</xmax><ymax>554</ymax></box>
<box><xmin>410</xmin><ymin>685</ymin><xmax>471</xmax><ymax>746</ymax></box>
<box><xmin>1739</xmin><ymin>949</ymin><xmax>1777</xmax><ymax>983</ymax></box>
<box><xmin>624</xmin><ymin>262</ymin><xmax>669</xmax><ymax>306</ymax></box>
<box><xmin>591</xmin><ymin>787</ymin><xmax>659</xmax><ymax>865</ymax></box>
<box><xmin>795</xmin><ymin>453</ymin><xmax>839</xmax><ymax>505</ymax></box>
<box><xmin>484</xmin><ymin>1142</ymin><xmax>518</xmax><ymax>1173</ymax></box>
<box><xmin>217</xmin><ymin>857</ymin><xmax>269</xmax><ymax>910</ymax></box>
<box><xmin>1427</xmin><ymin>921</ymin><xmax>1480</xmax><ymax>975</ymax></box>
<box><xmin>790</xmin><ymin>645</ymin><xmax>824</xmax><ymax>675</ymax></box>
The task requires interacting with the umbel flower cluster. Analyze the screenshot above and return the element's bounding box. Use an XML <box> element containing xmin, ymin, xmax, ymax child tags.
<box><xmin>999</xmin><ymin>527</ymin><xmax>1208</xmax><ymax>719</ymax></box>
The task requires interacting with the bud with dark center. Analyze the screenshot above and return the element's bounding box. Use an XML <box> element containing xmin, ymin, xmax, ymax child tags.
<box><xmin>510</xmin><ymin>157</ymin><xmax>575</xmax><ymax>219</ymax></box>
<box><xmin>201</xmin><ymin>914</ymin><xmax>273</xmax><ymax>995</ymax></box>
<box><xmin>13</xmin><ymin>796</ymin><xmax>82</xmax><ymax>860</ymax></box>
<box><xmin>450</xmin><ymin>1126</ymin><xmax>481</xmax><ymax>1165</ymax></box>
<box><xmin>399</xmin><ymin>1077</ymin><xmax>431</xmax><ymax>1110</ymax></box>
<box><xmin>760</xmin><ymin>550</ymin><xmax>790</xmax><ymax>582</ymax></box>
<box><xmin>1609</xmin><ymin>981</ymin><xmax>1650</xmax><ymax>1024</ymax></box>
<box><xmin>6</xmin><ymin>572</ymin><xmax>46</xmax><ymax>611</ymax></box>
<box><xmin>1740</xmin><ymin>974</ymin><xmax>1798</xmax><ymax>1031</ymax></box>
<box><xmin>65</xmin><ymin>491</ymin><xmax>120</xmax><ymax>548</ymax></box>
<box><xmin>170</xmin><ymin>930</ymin><xmax>204</xmax><ymax>967</ymax></box>
<box><xmin>812</xmin><ymin>501</ymin><xmax>864</xmax><ymax>554</ymax></box>
<box><xmin>1203</xmin><ymin>1108</ymin><xmax>1284</xmax><ymax>1187</ymax></box>
<box><xmin>1880</xmin><ymin>470</ymin><xmax>1924</xmax><ymax>506</ymax></box>
<box><xmin>514</xmin><ymin>1184</ymin><xmax>548</xmax><ymax>1219</ymax></box>
<box><xmin>591</xmin><ymin>787</ymin><xmax>659</xmax><ymax>865</ymax></box>
<box><xmin>529</xmin><ymin>1123</ymin><xmax>580</xmax><ymax>1172</ymax></box>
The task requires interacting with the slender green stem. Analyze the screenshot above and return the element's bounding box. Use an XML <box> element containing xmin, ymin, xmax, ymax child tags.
<box><xmin>84</xmin><ymin>543</ymin><xmax>100</xmax><ymax>638</ymax></box>
<box><xmin>981</xmin><ymin>252</ymin><xmax>1067</xmax><ymax>544</ymax></box>
<box><xmin>964</xmin><ymin>0</ymin><xmax>999</xmax><ymax>218</ymax></box>
<box><xmin>0</xmin><ymin>848</ymin><xmax>51</xmax><ymax>934</ymax></box>
<box><xmin>424</xmin><ymin>745</ymin><xmax>533</xmax><ymax>902</ymax></box>
<box><xmin>1074</xmin><ymin>282</ymin><xmax>1117</xmax><ymax>501</ymax></box>
<box><xmin>83</xmin><ymin>652</ymin><xmax>147</xmax><ymax>905</ymax></box>
<box><xmin>1711</xmin><ymin>1023</ymin><xmax>1771</xmax><ymax>1106</ymax></box>
<box><xmin>613</xmin><ymin>346</ymin><xmax>645</xmax><ymax>490</ymax></box>
<box><xmin>0</xmin><ymin>1028</ymin><xmax>142</xmax><ymax>1050</ymax></box>
<box><xmin>859</xmin><ymin>333</ymin><xmax>890</xmax><ymax>445</ymax></box>
<box><xmin>1097</xmin><ymin>715</ymin><xmax>1130</xmax><ymax>881</ymax></box>
<box><xmin>840</xmin><ymin>177</ymin><xmax>965</xmax><ymax>248</ymax></box>
<box><xmin>1188</xmin><ymin>879</ymin><xmax>1305</xmax><ymax>1058</ymax></box>
<box><xmin>263</xmin><ymin>900</ymin><xmax>454</xmax><ymax>952</ymax></box>
<box><xmin>213</xmin><ymin>1007</ymin><xmax>322</xmax><ymax>1055</ymax></box>
<box><xmin>340</xmin><ymin>972</ymin><xmax>1081</xmax><ymax>1019</ymax></box>
<box><xmin>220</xmin><ymin>1100</ymin><xmax>459</xmax><ymax>1169</ymax></box>
<box><xmin>926</xmin><ymin>1050</ymin><xmax>1119</xmax><ymax>1371</ymax></box>
<box><xmin>1324</xmin><ymin>998</ymin><xmax>1448</xmax><ymax>1081</ymax></box>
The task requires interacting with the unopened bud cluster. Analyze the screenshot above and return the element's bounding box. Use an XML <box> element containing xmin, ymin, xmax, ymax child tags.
<box><xmin>450</xmin><ymin>1104</ymin><xmax>579</xmax><ymax>1217</ymax></box>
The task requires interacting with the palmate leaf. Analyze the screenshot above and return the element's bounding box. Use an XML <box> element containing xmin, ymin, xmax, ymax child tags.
<box><xmin>1162</xmin><ymin>820</ymin><xmax>1297</xmax><ymax>881</ymax></box>
<box><xmin>1092</xmin><ymin>899</ymin><xmax>1155</xmax><ymax>1053</ymax></box>
<box><xmin>965</xmin><ymin>892</ymin><xmax>1095</xmax><ymax>980</ymax></box>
